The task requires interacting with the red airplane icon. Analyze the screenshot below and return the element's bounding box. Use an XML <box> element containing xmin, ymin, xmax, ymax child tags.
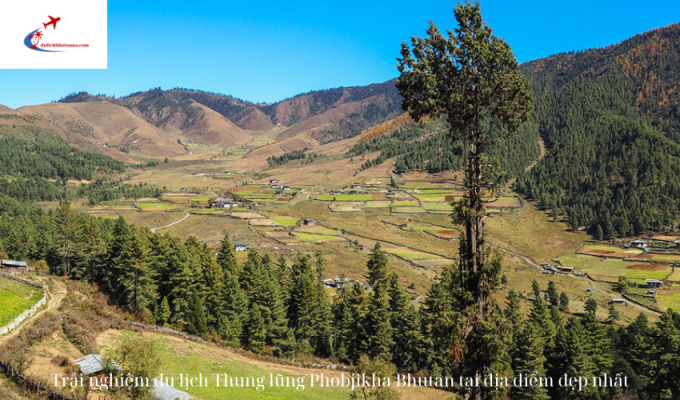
<box><xmin>43</xmin><ymin>16</ymin><xmax>60</xmax><ymax>30</ymax></box>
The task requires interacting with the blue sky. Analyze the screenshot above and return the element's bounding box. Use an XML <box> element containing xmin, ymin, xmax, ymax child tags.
<box><xmin>1</xmin><ymin>0</ymin><xmax>679</xmax><ymax>108</ymax></box>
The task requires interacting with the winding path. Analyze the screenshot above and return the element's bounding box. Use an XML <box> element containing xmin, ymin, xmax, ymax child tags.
<box><xmin>151</xmin><ymin>213</ymin><xmax>191</xmax><ymax>232</ymax></box>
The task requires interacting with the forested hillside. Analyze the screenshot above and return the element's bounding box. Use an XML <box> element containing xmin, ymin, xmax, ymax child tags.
<box><xmin>515</xmin><ymin>23</ymin><xmax>680</xmax><ymax>237</ymax></box>
<box><xmin>349</xmin><ymin>116</ymin><xmax>540</xmax><ymax>182</ymax></box>
<box><xmin>0</xmin><ymin>133</ymin><xmax>160</xmax><ymax>202</ymax></box>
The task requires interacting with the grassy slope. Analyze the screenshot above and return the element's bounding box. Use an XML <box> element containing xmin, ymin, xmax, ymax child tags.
<box><xmin>97</xmin><ymin>330</ymin><xmax>449</xmax><ymax>400</ymax></box>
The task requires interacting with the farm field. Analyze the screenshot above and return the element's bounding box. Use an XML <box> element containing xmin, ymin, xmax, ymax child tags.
<box><xmin>627</xmin><ymin>253</ymin><xmax>680</xmax><ymax>263</ymax></box>
<box><xmin>657</xmin><ymin>289</ymin><xmax>680</xmax><ymax>312</ymax></box>
<box><xmin>295</xmin><ymin>226</ymin><xmax>342</xmax><ymax>235</ymax></box>
<box><xmin>578</xmin><ymin>244</ymin><xmax>642</xmax><ymax>258</ymax></box>
<box><xmin>270</xmin><ymin>216</ymin><xmax>299</xmax><ymax>226</ymax></box>
<box><xmin>312</xmin><ymin>194</ymin><xmax>373</xmax><ymax>201</ymax></box>
<box><xmin>0</xmin><ymin>276</ymin><xmax>44</xmax><ymax>326</ymax></box>
<box><xmin>382</xmin><ymin>247</ymin><xmax>441</xmax><ymax>261</ymax></box>
<box><xmin>556</xmin><ymin>254</ymin><xmax>672</xmax><ymax>281</ymax></box>
<box><xmin>422</xmin><ymin>203</ymin><xmax>452</xmax><ymax>211</ymax></box>
<box><xmin>400</xmin><ymin>182</ymin><xmax>442</xmax><ymax>189</ymax></box>
<box><xmin>137</xmin><ymin>203</ymin><xmax>178</xmax><ymax>210</ymax></box>
<box><xmin>391</xmin><ymin>206</ymin><xmax>427</xmax><ymax>213</ymax></box>
<box><xmin>192</xmin><ymin>209</ymin><xmax>226</xmax><ymax>215</ymax></box>
<box><xmin>362</xmin><ymin>201</ymin><xmax>392</xmax><ymax>208</ymax></box>
<box><xmin>291</xmin><ymin>232</ymin><xmax>346</xmax><ymax>243</ymax></box>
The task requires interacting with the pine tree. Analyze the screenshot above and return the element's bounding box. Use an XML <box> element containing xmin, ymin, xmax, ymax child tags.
<box><xmin>185</xmin><ymin>289</ymin><xmax>208</xmax><ymax>335</ymax></box>
<box><xmin>201</xmin><ymin>251</ymin><xmax>224</xmax><ymax>327</ymax></box>
<box><xmin>366</xmin><ymin>242</ymin><xmax>389</xmax><ymax>287</ymax></box>
<box><xmin>74</xmin><ymin>217</ymin><xmax>106</xmax><ymax>283</ymax></box>
<box><xmin>397</xmin><ymin>4</ymin><xmax>531</xmax><ymax>396</ymax></box>
<box><xmin>118</xmin><ymin>229</ymin><xmax>157</xmax><ymax>317</ymax></box>
<box><xmin>217</xmin><ymin>234</ymin><xmax>239</xmax><ymax>276</ymax></box>
<box><xmin>54</xmin><ymin>204</ymin><xmax>80</xmax><ymax>277</ymax></box>
<box><xmin>243</xmin><ymin>303</ymin><xmax>266</xmax><ymax>354</ymax></box>
<box><xmin>510</xmin><ymin>324</ymin><xmax>550</xmax><ymax>400</ymax></box>
<box><xmin>653</xmin><ymin>310</ymin><xmax>680</xmax><ymax>397</ymax></box>
<box><xmin>388</xmin><ymin>273</ymin><xmax>423</xmax><ymax>371</ymax></box>
<box><xmin>559</xmin><ymin>292</ymin><xmax>570</xmax><ymax>311</ymax></box>
<box><xmin>547</xmin><ymin>281</ymin><xmax>559</xmax><ymax>307</ymax></box>
<box><xmin>106</xmin><ymin>216</ymin><xmax>131</xmax><ymax>298</ymax></box>
<box><xmin>530</xmin><ymin>297</ymin><xmax>556</xmax><ymax>350</ymax></box>
<box><xmin>607</xmin><ymin>303</ymin><xmax>621</xmax><ymax>325</ymax></box>
<box><xmin>157</xmin><ymin>296</ymin><xmax>171</xmax><ymax>326</ymax></box>
<box><xmin>506</xmin><ymin>289</ymin><xmax>523</xmax><ymax>329</ymax></box>
<box><xmin>532</xmin><ymin>279</ymin><xmax>541</xmax><ymax>298</ymax></box>
<box><xmin>585</xmin><ymin>298</ymin><xmax>598</xmax><ymax>314</ymax></box>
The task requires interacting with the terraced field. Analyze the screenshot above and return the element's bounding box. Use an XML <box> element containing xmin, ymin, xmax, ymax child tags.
<box><xmin>578</xmin><ymin>244</ymin><xmax>642</xmax><ymax>258</ymax></box>
<box><xmin>556</xmin><ymin>253</ymin><xmax>672</xmax><ymax>281</ymax></box>
<box><xmin>0</xmin><ymin>276</ymin><xmax>44</xmax><ymax>326</ymax></box>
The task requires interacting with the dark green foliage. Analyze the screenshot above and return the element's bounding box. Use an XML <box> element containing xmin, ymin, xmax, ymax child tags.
<box><xmin>547</xmin><ymin>281</ymin><xmax>559</xmax><ymax>307</ymax></box>
<box><xmin>514</xmin><ymin>24</ymin><xmax>680</xmax><ymax>236</ymax></box>
<box><xmin>267</xmin><ymin>148</ymin><xmax>320</xmax><ymax>167</ymax></box>
<box><xmin>559</xmin><ymin>292</ymin><xmax>569</xmax><ymax>311</ymax></box>
<box><xmin>185</xmin><ymin>290</ymin><xmax>208</xmax><ymax>335</ymax></box>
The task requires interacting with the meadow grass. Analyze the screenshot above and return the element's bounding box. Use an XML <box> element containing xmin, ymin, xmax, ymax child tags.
<box><xmin>391</xmin><ymin>201</ymin><xmax>420</xmax><ymax>207</ymax></box>
<box><xmin>312</xmin><ymin>194</ymin><xmax>373</xmax><ymax>201</ymax></box>
<box><xmin>137</xmin><ymin>203</ymin><xmax>178</xmax><ymax>209</ymax></box>
<box><xmin>271</xmin><ymin>216</ymin><xmax>299</xmax><ymax>226</ymax></box>
<box><xmin>362</xmin><ymin>201</ymin><xmax>392</xmax><ymax>208</ymax></box>
<box><xmin>422</xmin><ymin>203</ymin><xmax>452</xmax><ymax>211</ymax></box>
<box><xmin>383</xmin><ymin>247</ymin><xmax>440</xmax><ymax>260</ymax></box>
<box><xmin>295</xmin><ymin>226</ymin><xmax>342</xmax><ymax>235</ymax></box>
<box><xmin>291</xmin><ymin>233</ymin><xmax>346</xmax><ymax>243</ymax></box>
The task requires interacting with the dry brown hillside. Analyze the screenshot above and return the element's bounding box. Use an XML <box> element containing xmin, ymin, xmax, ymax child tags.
<box><xmin>178</xmin><ymin>101</ymin><xmax>253</xmax><ymax>146</ymax></box>
<box><xmin>19</xmin><ymin>102</ymin><xmax>186</xmax><ymax>159</ymax></box>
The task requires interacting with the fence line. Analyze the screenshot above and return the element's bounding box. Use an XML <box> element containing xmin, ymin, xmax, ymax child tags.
<box><xmin>0</xmin><ymin>359</ymin><xmax>80</xmax><ymax>400</ymax></box>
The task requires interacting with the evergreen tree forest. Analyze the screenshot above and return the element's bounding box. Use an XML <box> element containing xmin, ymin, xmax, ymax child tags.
<box><xmin>514</xmin><ymin>23</ymin><xmax>680</xmax><ymax>238</ymax></box>
<box><xmin>0</xmin><ymin>134</ymin><xmax>164</xmax><ymax>203</ymax></box>
<box><xmin>0</xmin><ymin>192</ymin><xmax>678</xmax><ymax>398</ymax></box>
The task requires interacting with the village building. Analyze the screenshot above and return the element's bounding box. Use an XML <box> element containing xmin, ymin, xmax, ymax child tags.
<box><xmin>611</xmin><ymin>298</ymin><xmax>627</xmax><ymax>304</ymax></box>
<box><xmin>212</xmin><ymin>198</ymin><xmax>235</xmax><ymax>208</ymax></box>
<box><xmin>1</xmin><ymin>260</ymin><xmax>27</xmax><ymax>268</ymax></box>
<box><xmin>1</xmin><ymin>260</ymin><xmax>31</xmax><ymax>273</ymax></box>
<box><xmin>352</xmin><ymin>183</ymin><xmax>362</xmax><ymax>189</ymax></box>
<box><xmin>73</xmin><ymin>354</ymin><xmax>122</xmax><ymax>389</ymax></box>
<box><xmin>303</xmin><ymin>218</ymin><xmax>315</xmax><ymax>226</ymax></box>
<box><xmin>234</xmin><ymin>242</ymin><xmax>247</xmax><ymax>252</ymax></box>
<box><xmin>646</xmin><ymin>279</ymin><xmax>664</xmax><ymax>288</ymax></box>
<box><xmin>224</xmin><ymin>170</ymin><xmax>231</xmax><ymax>174</ymax></box>
<box><xmin>631</xmin><ymin>240</ymin><xmax>648</xmax><ymax>248</ymax></box>
<box><xmin>558</xmin><ymin>266</ymin><xmax>575</xmax><ymax>273</ymax></box>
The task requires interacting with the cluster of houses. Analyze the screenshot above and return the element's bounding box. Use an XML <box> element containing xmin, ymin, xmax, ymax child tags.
<box><xmin>628</xmin><ymin>239</ymin><xmax>680</xmax><ymax>250</ymax></box>
<box><xmin>540</xmin><ymin>263</ymin><xmax>585</xmax><ymax>276</ymax></box>
<box><xmin>211</xmin><ymin>198</ymin><xmax>240</xmax><ymax>209</ymax></box>
<box><xmin>322</xmin><ymin>276</ymin><xmax>372</xmax><ymax>291</ymax></box>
